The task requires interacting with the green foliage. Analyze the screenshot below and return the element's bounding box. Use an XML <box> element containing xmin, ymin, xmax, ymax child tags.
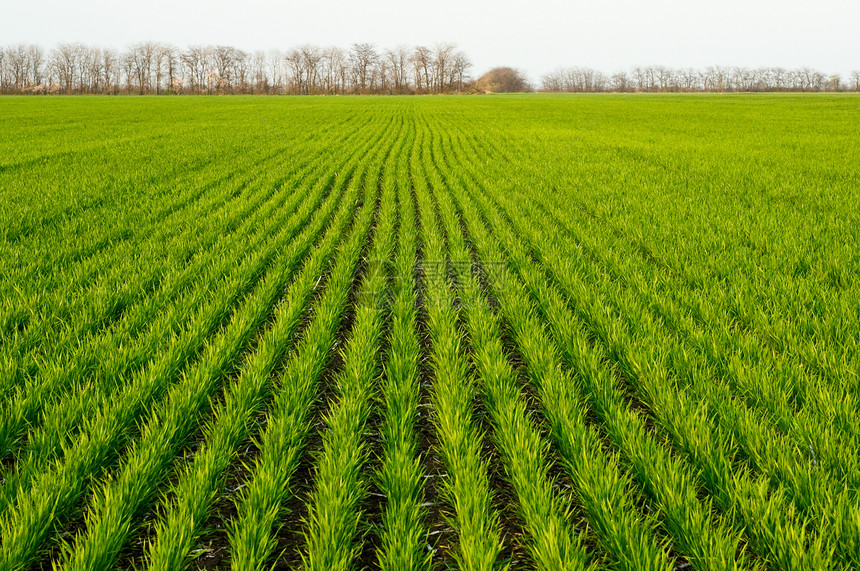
<box><xmin>0</xmin><ymin>94</ymin><xmax>857</xmax><ymax>571</ymax></box>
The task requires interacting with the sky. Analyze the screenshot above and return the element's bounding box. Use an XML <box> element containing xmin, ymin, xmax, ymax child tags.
<box><xmin>2</xmin><ymin>0</ymin><xmax>858</xmax><ymax>81</ymax></box>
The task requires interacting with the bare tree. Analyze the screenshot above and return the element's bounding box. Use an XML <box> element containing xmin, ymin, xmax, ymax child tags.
<box><xmin>851</xmin><ymin>70</ymin><xmax>860</xmax><ymax>92</ymax></box>
<box><xmin>78</xmin><ymin>46</ymin><xmax>102</xmax><ymax>93</ymax></box>
<box><xmin>153</xmin><ymin>44</ymin><xmax>179</xmax><ymax>94</ymax></box>
<box><xmin>125</xmin><ymin>42</ymin><xmax>157</xmax><ymax>94</ymax></box>
<box><xmin>180</xmin><ymin>46</ymin><xmax>198</xmax><ymax>93</ymax></box>
<box><xmin>181</xmin><ymin>46</ymin><xmax>212</xmax><ymax>94</ymax></box>
<box><xmin>632</xmin><ymin>66</ymin><xmax>647</xmax><ymax>91</ymax></box>
<box><xmin>451</xmin><ymin>50</ymin><xmax>472</xmax><ymax>92</ymax></box>
<box><xmin>677</xmin><ymin>68</ymin><xmax>697</xmax><ymax>91</ymax></box>
<box><xmin>101</xmin><ymin>48</ymin><xmax>119</xmax><ymax>94</ymax></box>
<box><xmin>268</xmin><ymin>49</ymin><xmax>285</xmax><ymax>93</ymax></box>
<box><xmin>769</xmin><ymin>67</ymin><xmax>785</xmax><ymax>91</ymax></box>
<box><xmin>51</xmin><ymin>43</ymin><xmax>83</xmax><ymax>93</ymax></box>
<box><xmin>284</xmin><ymin>48</ymin><xmax>304</xmax><ymax>94</ymax></box>
<box><xmin>6</xmin><ymin>44</ymin><xmax>28</xmax><ymax>91</ymax></box>
<box><xmin>250</xmin><ymin>50</ymin><xmax>267</xmax><ymax>93</ymax></box>
<box><xmin>411</xmin><ymin>45</ymin><xmax>433</xmax><ymax>93</ymax></box>
<box><xmin>432</xmin><ymin>43</ymin><xmax>455</xmax><ymax>92</ymax></box>
<box><xmin>654</xmin><ymin>65</ymin><xmax>674</xmax><ymax>91</ymax></box>
<box><xmin>350</xmin><ymin>43</ymin><xmax>378</xmax><ymax>93</ymax></box>
<box><xmin>826</xmin><ymin>74</ymin><xmax>842</xmax><ymax>92</ymax></box>
<box><xmin>26</xmin><ymin>44</ymin><xmax>45</xmax><ymax>89</ymax></box>
<box><xmin>711</xmin><ymin>65</ymin><xmax>729</xmax><ymax>92</ymax></box>
<box><xmin>811</xmin><ymin>70</ymin><xmax>825</xmax><ymax>91</ymax></box>
<box><xmin>120</xmin><ymin>49</ymin><xmax>134</xmax><ymax>93</ymax></box>
<box><xmin>152</xmin><ymin>45</ymin><xmax>166</xmax><ymax>94</ymax></box>
<box><xmin>211</xmin><ymin>45</ymin><xmax>242</xmax><ymax>93</ymax></box>
<box><xmin>609</xmin><ymin>71</ymin><xmax>630</xmax><ymax>92</ymax></box>
<box><xmin>384</xmin><ymin>45</ymin><xmax>410</xmax><ymax>94</ymax></box>
<box><xmin>234</xmin><ymin>50</ymin><xmax>250</xmax><ymax>93</ymax></box>
<box><xmin>0</xmin><ymin>49</ymin><xmax>6</xmax><ymax>92</ymax></box>
<box><xmin>377</xmin><ymin>57</ymin><xmax>391</xmax><ymax>93</ymax></box>
<box><xmin>798</xmin><ymin>67</ymin><xmax>814</xmax><ymax>91</ymax></box>
<box><xmin>319</xmin><ymin>46</ymin><xmax>346</xmax><ymax>94</ymax></box>
<box><xmin>299</xmin><ymin>45</ymin><xmax>322</xmax><ymax>94</ymax></box>
<box><xmin>728</xmin><ymin>66</ymin><xmax>745</xmax><ymax>91</ymax></box>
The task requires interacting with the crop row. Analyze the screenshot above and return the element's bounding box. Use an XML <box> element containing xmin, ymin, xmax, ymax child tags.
<box><xmin>1</xmin><ymin>95</ymin><xmax>857</xmax><ymax>570</ymax></box>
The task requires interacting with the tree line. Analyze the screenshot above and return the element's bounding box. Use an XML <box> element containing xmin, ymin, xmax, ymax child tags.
<box><xmin>0</xmin><ymin>42</ymin><xmax>473</xmax><ymax>95</ymax></box>
<box><xmin>541</xmin><ymin>65</ymin><xmax>860</xmax><ymax>93</ymax></box>
<box><xmin>2</xmin><ymin>41</ymin><xmax>857</xmax><ymax>95</ymax></box>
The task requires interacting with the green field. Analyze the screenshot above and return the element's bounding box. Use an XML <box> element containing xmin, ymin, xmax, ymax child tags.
<box><xmin>0</xmin><ymin>94</ymin><xmax>858</xmax><ymax>571</ymax></box>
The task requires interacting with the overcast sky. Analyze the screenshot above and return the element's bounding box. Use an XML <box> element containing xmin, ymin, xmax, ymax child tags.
<box><xmin>2</xmin><ymin>0</ymin><xmax>858</xmax><ymax>81</ymax></box>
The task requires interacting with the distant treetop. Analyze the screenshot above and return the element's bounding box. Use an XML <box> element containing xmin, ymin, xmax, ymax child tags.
<box><xmin>476</xmin><ymin>67</ymin><xmax>531</xmax><ymax>93</ymax></box>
